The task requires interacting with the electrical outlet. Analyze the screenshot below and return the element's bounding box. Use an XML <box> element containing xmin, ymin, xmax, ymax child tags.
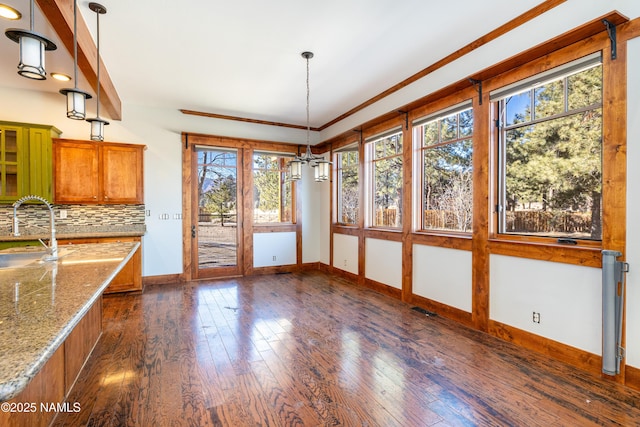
<box><xmin>59</xmin><ymin>210</ymin><xmax>67</xmax><ymax>219</ymax></box>
<box><xmin>343</xmin><ymin>259</ymin><xmax>347</xmax><ymax>267</ymax></box>
<box><xmin>532</xmin><ymin>312</ymin><xmax>541</xmax><ymax>324</ymax></box>
<box><xmin>272</xmin><ymin>255</ymin><xmax>277</xmax><ymax>261</ymax></box>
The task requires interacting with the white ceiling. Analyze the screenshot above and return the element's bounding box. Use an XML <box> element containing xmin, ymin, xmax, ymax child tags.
<box><xmin>0</xmin><ymin>0</ymin><xmax>584</xmax><ymax>129</ymax></box>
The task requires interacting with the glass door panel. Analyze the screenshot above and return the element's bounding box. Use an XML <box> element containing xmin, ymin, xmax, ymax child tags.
<box><xmin>193</xmin><ymin>146</ymin><xmax>242</xmax><ymax>278</ymax></box>
<box><xmin>1</xmin><ymin>128</ymin><xmax>19</xmax><ymax>198</ymax></box>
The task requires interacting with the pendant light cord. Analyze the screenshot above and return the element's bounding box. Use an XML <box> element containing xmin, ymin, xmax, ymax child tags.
<box><xmin>29</xmin><ymin>0</ymin><xmax>33</xmax><ymax>31</ymax></box>
<box><xmin>73</xmin><ymin>0</ymin><xmax>78</xmax><ymax>88</ymax></box>
<box><xmin>305</xmin><ymin>53</ymin><xmax>311</xmax><ymax>156</ymax></box>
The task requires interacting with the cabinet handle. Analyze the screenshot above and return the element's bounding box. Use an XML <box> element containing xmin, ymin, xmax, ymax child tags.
<box><xmin>93</xmin><ymin>195</ymin><xmax>97</xmax><ymax>199</ymax></box>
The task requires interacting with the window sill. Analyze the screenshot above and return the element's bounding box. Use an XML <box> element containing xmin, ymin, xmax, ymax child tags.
<box><xmin>413</xmin><ymin>229</ymin><xmax>472</xmax><ymax>239</ymax></box>
<box><xmin>412</xmin><ymin>231</ymin><xmax>472</xmax><ymax>251</ymax></box>
<box><xmin>488</xmin><ymin>237</ymin><xmax>602</xmax><ymax>268</ymax></box>
<box><xmin>365</xmin><ymin>227</ymin><xmax>402</xmax><ymax>233</ymax></box>
<box><xmin>253</xmin><ymin>223</ymin><xmax>296</xmax><ymax>233</ymax></box>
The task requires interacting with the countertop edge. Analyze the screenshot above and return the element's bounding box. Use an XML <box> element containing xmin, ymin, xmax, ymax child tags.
<box><xmin>0</xmin><ymin>241</ymin><xmax>141</xmax><ymax>402</ymax></box>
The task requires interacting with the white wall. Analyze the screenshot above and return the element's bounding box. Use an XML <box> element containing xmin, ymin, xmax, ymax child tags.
<box><xmin>365</xmin><ymin>238</ymin><xmax>402</xmax><ymax>289</ymax></box>
<box><xmin>490</xmin><ymin>255</ymin><xmax>601</xmax><ymax>355</ymax></box>
<box><xmin>300</xmin><ymin>153</ymin><xmax>330</xmax><ymax>264</ymax></box>
<box><xmin>413</xmin><ymin>245</ymin><xmax>472</xmax><ymax>312</ymax></box>
<box><xmin>253</xmin><ymin>232</ymin><xmax>296</xmax><ymax>267</ymax></box>
<box><xmin>333</xmin><ymin>233</ymin><xmax>358</xmax><ymax>275</ymax></box>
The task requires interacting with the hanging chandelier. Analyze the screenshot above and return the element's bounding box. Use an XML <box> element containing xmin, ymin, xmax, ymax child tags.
<box><xmin>288</xmin><ymin>51</ymin><xmax>331</xmax><ymax>182</ymax></box>
<box><xmin>5</xmin><ymin>0</ymin><xmax>57</xmax><ymax>80</ymax></box>
<box><xmin>86</xmin><ymin>2</ymin><xmax>109</xmax><ymax>141</ymax></box>
<box><xmin>59</xmin><ymin>0</ymin><xmax>92</xmax><ymax>120</ymax></box>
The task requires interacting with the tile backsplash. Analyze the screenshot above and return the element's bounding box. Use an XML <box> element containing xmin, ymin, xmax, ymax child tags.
<box><xmin>0</xmin><ymin>204</ymin><xmax>146</xmax><ymax>237</ymax></box>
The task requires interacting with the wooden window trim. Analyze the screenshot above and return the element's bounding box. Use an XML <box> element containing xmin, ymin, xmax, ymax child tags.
<box><xmin>325</xmin><ymin>14</ymin><xmax>631</xmax><ymax>269</ymax></box>
<box><xmin>252</xmin><ymin>152</ymin><xmax>296</xmax><ymax>225</ymax></box>
<box><xmin>181</xmin><ymin>133</ymin><xmax>300</xmax><ymax>280</ymax></box>
<box><xmin>253</xmin><ymin>224</ymin><xmax>297</xmax><ymax>233</ymax></box>
<box><xmin>365</xmin><ymin>130</ymin><xmax>404</xmax><ymax>230</ymax></box>
<box><xmin>414</xmin><ymin>106</ymin><xmax>474</xmax><ymax>235</ymax></box>
<box><xmin>334</xmin><ymin>147</ymin><xmax>359</xmax><ymax>226</ymax></box>
<box><xmin>485</xmin><ymin>35</ymin><xmax>611</xmax><ymax>259</ymax></box>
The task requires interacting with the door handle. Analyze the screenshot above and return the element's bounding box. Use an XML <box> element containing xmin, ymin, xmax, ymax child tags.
<box><xmin>191</xmin><ymin>225</ymin><xmax>196</xmax><ymax>238</ymax></box>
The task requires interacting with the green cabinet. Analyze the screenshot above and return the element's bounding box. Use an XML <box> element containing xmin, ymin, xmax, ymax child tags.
<box><xmin>0</xmin><ymin>121</ymin><xmax>61</xmax><ymax>203</ymax></box>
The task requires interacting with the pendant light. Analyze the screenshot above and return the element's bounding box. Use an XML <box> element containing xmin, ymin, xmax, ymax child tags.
<box><xmin>60</xmin><ymin>0</ymin><xmax>92</xmax><ymax>120</ymax></box>
<box><xmin>4</xmin><ymin>0</ymin><xmax>57</xmax><ymax>80</ymax></box>
<box><xmin>86</xmin><ymin>2</ymin><xmax>109</xmax><ymax>141</ymax></box>
<box><xmin>288</xmin><ymin>51</ymin><xmax>331</xmax><ymax>182</ymax></box>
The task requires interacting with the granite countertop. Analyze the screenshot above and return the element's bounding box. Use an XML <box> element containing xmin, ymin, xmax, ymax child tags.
<box><xmin>0</xmin><ymin>241</ymin><xmax>140</xmax><ymax>401</ymax></box>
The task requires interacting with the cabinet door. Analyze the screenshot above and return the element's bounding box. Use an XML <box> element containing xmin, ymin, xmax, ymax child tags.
<box><xmin>0</xmin><ymin>125</ymin><xmax>26</xmax><ymax>202</ymax></box>
<box><xmin>105</xmin><ymin>244</ymin><xmax>142</xmax><ymax>293</ymax></box>
<box><xmin>28</xmin><ymin>128</ymin><xmax>54</xmax><ymax>201</ymax></box>
<box><xmin>59</xmin><ymin>236</ymin><xmax>142</xmax><ymax>293</ymax></box>
<box><xmin>102</xmin><ymin>144</ymin><xmax>144</xmax><ymax>204</ymax></box>
<box><xmin>0</xmin><ymin>122</ymin><xmax>58</xmax><ymax>203</ymax></box>
<box><xmin>54</xmin><ymin>141</ymin><xmax>100</xmax><ymax>203</ymax></box>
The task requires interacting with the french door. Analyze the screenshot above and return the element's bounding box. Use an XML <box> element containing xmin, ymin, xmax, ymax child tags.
<box><xmin>190</xmin><ymin>145</ymin><xmax>243</xmax><ymax>278</ymax></box>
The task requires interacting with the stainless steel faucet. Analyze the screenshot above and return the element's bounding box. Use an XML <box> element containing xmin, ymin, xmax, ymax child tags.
<box><xmin>12</xmin><ymin>195</ymin><xmax>58</xmax><ymax>261</ymax></box>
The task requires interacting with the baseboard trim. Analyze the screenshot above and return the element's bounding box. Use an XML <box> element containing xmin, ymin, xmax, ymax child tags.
<box><xmin>626</xmin><ymin>364</ymin><xmax>640</xmax><ymax>391</ymax></box>
<box><xmin>488</xmin><ymin>319</ymin><xmax>602</xmax><ymax>377</ymax></box>
<box><xmin>363</xmin><ymin>277</ymin><xmax>402</xmax><ymax>299</ymax></box>
<box><xmin>142</xmin><ymin>273</ymin><xmax>183</xmax><ymax>286</ymax></box>
<box><xmin>411</xmin><ymin>294</ymin><xmax>473</xmax><ymax>327</ymax></box>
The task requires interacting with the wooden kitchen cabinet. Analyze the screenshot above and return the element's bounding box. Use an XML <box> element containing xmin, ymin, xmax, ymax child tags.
<box><xmin>0</xmin><ymin>121</ymin><xmax>60</xmax><ymax>203</ymax></box>
<box><xmin>53</xmin><ymin>139</ymin><xmax>144</xmax><ymax>204</ymax></box>
<box><xmin>0</xmin><ymin>298</ymin><xmax>102</xmax><ymax>427</ymax></box>
<box><xmin>59</xmin><ymin>236</ymin><xmax>143</xmax><ymax>293</ymax></box>
<box><xmin>64</xmin><ymin>298</ymin><xmax>102</xmax><ymax>393</ymax></box>
<box><xmin>0</xmin><ymin>346</ymin><xmax>65</xmax><ymax>427</ymax></box>
<box><xmin>53</xmin><ymin>140</ymin><xmax>99</xmax><ymax>203</ymax></box>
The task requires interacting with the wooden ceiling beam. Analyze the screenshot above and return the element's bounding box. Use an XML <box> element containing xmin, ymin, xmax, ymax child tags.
<box><xmin>36</xmin><ymin>0</ymin><xmax>122</xmax><ymax>120</ymax></box>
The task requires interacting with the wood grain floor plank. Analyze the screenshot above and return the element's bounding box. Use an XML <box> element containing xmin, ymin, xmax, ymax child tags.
<box><xmin>52</xmin><ymin>272</ymin><xmax>640</xmax><ymax>426</ymax></box>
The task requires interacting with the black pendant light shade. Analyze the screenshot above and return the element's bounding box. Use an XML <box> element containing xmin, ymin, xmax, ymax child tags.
<box><xmin>5</xmin><ymin>0</ymin><xmax>57</xmax><ymax>80</ymax></box>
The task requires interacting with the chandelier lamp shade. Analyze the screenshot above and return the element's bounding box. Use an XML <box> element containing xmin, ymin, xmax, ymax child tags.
<box><xmin>86</xmin><ymin>2</ymin><xmax>109</xmax><ymax>141</ymax></box>
<box><xmin>59</xmin><ymin>0</ymin><xmax>92</xmax><ymax>120</ymax></box>
<box><xmin>288</xmin><ymin>51</ymin><xmax>331</xmax><ymax>182</ymax></box>
<box><xmin>4</xmin><ymin>0</ymin><xmax>57</xmax><ymax>80</ymax></box>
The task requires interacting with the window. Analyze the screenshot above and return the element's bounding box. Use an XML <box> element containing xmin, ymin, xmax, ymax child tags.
<box><xmin>335</xmin><ymin>144</ymin><xmax>359</xmax><ymax>225</ymax></box>
<box><xmin>253</xmin><ymin>153</ymin><xmax>293</xmax><ymax>224</ymax></box>
<box><xmin>414</xmin><ymin>103</ymin><xmax>473</xmax><ymax>233</ymax></box>
<box><xmin>493</xmin><ymin>54</ymin><xmax>602</xmax><ymax>241</ymax></box>
<box><xmin>366</xmin><ymin>130</ymin><xmax>403</xmax><ymax>228</ymax></box>
<box><xmin>196</xmin><ymin>148</ymin><xmax>237</xmax><ymax>225</ymax></box>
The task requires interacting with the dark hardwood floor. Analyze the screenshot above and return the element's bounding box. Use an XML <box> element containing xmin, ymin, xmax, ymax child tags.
<box><xmin>53</xmin><ymin>271</ymin><xmax>640</xmax><ymax>426</ymax></box>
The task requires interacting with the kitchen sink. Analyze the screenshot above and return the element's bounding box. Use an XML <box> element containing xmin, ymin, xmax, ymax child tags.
<box><xmin>0</xmin><ymin>248</ymin><xmax>75</xmax><ymax>269</ymax></box>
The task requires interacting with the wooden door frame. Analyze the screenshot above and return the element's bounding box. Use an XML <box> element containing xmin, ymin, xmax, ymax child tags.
<box><xmin>182</xmin><ymin>137</ymin><xmax>244</xmax><ymax>280</ymax></box>
<box><xmin>182</xmin><ymin>132</ymin><xmax>300</xmax><ymax>281</ymax></box>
